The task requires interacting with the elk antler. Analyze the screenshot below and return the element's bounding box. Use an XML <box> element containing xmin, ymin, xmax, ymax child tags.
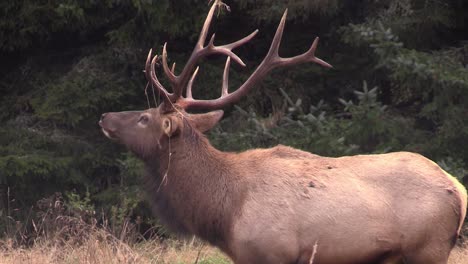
<box><xmin>145</xmin><ymin>1</ymin><xmax>257</xmax><ymax>107</ymax></box>
<box><xmin>145</xmin><ymin>2</ymin><xmax>332</xmax><ymax>111</ymax></box>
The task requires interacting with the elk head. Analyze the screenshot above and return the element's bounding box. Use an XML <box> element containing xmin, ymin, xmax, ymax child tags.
<box><xmin>99</xmin><ymin>1</ymin><xmax>332</xmax><ymax>159</ymax></box>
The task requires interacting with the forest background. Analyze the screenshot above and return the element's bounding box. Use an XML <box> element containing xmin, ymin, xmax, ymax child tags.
<box><xmin>1</xmin><ymin>0</ymin><xmax>468</xmax><ymax>243</ymax></box>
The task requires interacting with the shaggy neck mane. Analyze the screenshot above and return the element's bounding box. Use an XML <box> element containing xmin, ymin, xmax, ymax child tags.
<box><xmin>143</xmin><ymin>119</ymin><xmax>245</xmax><ymax>252</ymax></box>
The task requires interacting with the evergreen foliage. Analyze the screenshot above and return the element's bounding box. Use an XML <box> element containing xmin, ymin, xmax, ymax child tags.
<box><xmin>1</xmin><ymin>0</ymin><xmax>467</xmax><ymax>237</ymax></box>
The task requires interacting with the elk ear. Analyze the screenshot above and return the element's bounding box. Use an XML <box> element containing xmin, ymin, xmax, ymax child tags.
<box><xmin>162</xmin><ymin>117</ymin><xmax>178</xmax><ymax>137</ymax></box>
<box><xmin>189</xmin><ymin>110</ymin><xmax>224</xmax><ymax>133</ymax></box>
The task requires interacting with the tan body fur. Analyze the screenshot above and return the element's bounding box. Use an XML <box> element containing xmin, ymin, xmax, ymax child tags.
<box><xmin>230</xmin><ymin>147</ymin><xmax>467</xmax><ymax>263</ymax></box>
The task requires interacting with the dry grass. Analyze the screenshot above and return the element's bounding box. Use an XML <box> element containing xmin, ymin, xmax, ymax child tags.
<box><xmin>0</xmin><ymin>233</ymin><xmax>231</xmax><ymax>264</ymax></box>
<box><xmin>0</xmin><ymin>193</ymin><xmax>231</xmax><ymax>264</ymax></box>
<box><xmin>1</xmin><ymin>234</ymin><xmax>467</xmax><ymax>264</ymax></box>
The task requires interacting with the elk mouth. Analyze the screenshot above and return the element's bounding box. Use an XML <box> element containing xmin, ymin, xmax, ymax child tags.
<box><xmin>99</xmin><ymin>121</ymin><xmax>118</xmax><ymax>140</ymax></box>
<box><xmin>101</xmin><ymin>128</ymin><xmax>118</xmax><ymax>140</ymax></box>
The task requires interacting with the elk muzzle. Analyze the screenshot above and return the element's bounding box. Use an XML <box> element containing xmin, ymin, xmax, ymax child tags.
<box><xmin>99</xmin><ymin>112</ymin><xmax>118</xmax><ymax>139</ymax></box>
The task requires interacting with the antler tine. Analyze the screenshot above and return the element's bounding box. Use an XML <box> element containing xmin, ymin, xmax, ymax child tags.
<box><xmin>277</xmin><ymin>37</ymin><xmax>333</xmax><ymax>68</ymax></box>
<box><xmin>266</xmin><ymin>9</ymin><xmax>288</xmax><ymax>61</ymax></box>
<box><xmin>222</xmin><ymin>57</ymin><xmax>230</xmax><ymax>96</ymax></box>
<box><xmin>197</xmin><ymin>0</ymin><xmax>218</xmax><ymax>49</ymax></box>
<box><xmin>207</xmin><ymin>31</ymin><xmax>260</xmax><ymax>67</ymax></box>
<box><xmin>270</xmin><ymin>10</ymin><xmax>332</xmax><ymax>68</ymax></box>
<box><xmin>144</xmin><ymin>49</ymin><xmax>154</xmax><ymax>82</ymax></box>
<box><xmin>162</xmin><ymin>43</ymin><xmax>178</xmax><ymax>87</ymax></box>
<box><xmin>186</xmin><ymin>66</ymin><xmax>199</xmax><ymax>99</ymax></box>
<box><xmin>144</xmin><ymin>49</ymin><xmax>173</xmax><ymax>104</ymax></box>
<box><xmin>221</xmin><ymin>30</ymin><xmax>259</xmax><ymax>55</ymax></box>
<box><xmin>179</xmin><ymin>9</ymin><xmax>332</xmax><ymax>111</ymax></box>
<box><xmin>206</xmin><ymin>33</ymin><xmax>245</xmax><ymax>66</ymax></box>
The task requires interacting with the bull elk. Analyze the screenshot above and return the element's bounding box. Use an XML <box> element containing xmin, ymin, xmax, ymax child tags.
<box><xmin>99</xmin><ymin>1</ymin><xmax>467</xmax><ymax>263</ymax></box>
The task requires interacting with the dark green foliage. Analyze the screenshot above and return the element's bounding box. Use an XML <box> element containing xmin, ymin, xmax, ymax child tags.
<box><xmin>210</xmin><ymin>82</ymin><xmax>415</xmax><ymax>157</ymax></box>
<box><xmin>237</xmin><ymin>0</ymin><xmax>341</xmax><ymax>22</ymax></box>
<box><xmin>1</xmin><ymin>0</ymin><xmax>468</xmax><ymax>237</ymax></box>
<box><xmin>341</xmin><ymin>11</ymin><xmax>468</xmax><ymax>167</ymax></box>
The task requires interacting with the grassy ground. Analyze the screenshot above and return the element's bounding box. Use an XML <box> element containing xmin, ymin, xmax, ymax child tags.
<box><xmin>1</xmin><ymin>233</ymin><xmax>467</xmax><ymax>264</ymax></box>
<box><xmin>0</xmin><ymin>233</ymin><xmax>231</xmax><ymax>264</ymax></box>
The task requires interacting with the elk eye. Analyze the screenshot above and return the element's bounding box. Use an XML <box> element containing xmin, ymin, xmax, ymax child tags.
<box><xmin>138</xmin><ymin>115</ymin><xmax>149</xmax><ymax>124</ymax></box>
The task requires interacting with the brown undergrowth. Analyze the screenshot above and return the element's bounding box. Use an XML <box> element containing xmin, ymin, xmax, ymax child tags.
<box><xmin>2</xmin><ymin>226</ymin><xmax>467</xmax><ymax>264</ymax></box>
<box><xmin>0</xmin><ymin>193</ymin><xmax>230</xmax><ymax>264</ymax></box>
<box><xmin>0</xmin><ymin>234</ymin><xmax>230</xmax><ymax>264</ymax></box>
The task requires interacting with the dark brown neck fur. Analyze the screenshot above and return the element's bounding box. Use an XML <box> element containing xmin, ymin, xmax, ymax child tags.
<box><xmin>143</xmin><ymin>121</ymin><xmax>246</xmax><ymax>252</ymax></box>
